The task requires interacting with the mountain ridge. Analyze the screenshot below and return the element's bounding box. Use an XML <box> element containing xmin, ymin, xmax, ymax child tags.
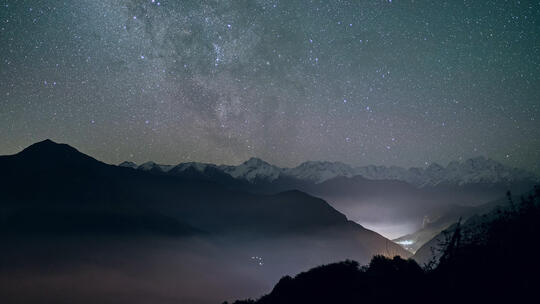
<box><xmin>121</xmin><ymin>155</ymin><xmax>538</xmax><ymax>188</ymax></box>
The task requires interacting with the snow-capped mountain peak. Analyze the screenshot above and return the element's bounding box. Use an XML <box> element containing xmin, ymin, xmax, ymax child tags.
<box><xmin>138</xmin><ymin>161</ymin><xmax>174</xmax><ymax>172</ymax></box>
<box><xmin>355</xmin><ymin>157</ymin><xmax>538</xmax><ymax>187</ymax></box>
<box><xmin>118</xmin><ymin>156</ymin><xmax>537</xmax><ymax>187</ymax></box>
<box><xmin>284</xmin><ymin>161</ymin><xmax>356</xmax><ymax>183</ymax></box>
<box><xmin>170</xmin><ymin>162</ymin><xmax>216</xmax><ymax>173</ymax></box>
<box><xmin>119</xmin><ymin>161</ymin><xmax>137</xmax><ymax>169</ymax></box>
<box><xmin>221</xmin><ymin>157</ymin><xmax>282</xmax><ymax>182</ymax></box>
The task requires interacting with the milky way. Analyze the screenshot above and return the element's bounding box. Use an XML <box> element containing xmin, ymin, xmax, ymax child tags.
<box><xmin>1</xmin><ymin>0</ymin><xmax>539</xmax><ymax>171</ymax></box>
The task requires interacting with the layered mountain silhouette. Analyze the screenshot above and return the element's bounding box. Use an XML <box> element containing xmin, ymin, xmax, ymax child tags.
<box><xmin>3</xmin><ymin>140</ymin><xmax>538</xmax><ymax>304</ymax></box>
<box><xmin>120</xmin><ymin>154</ymin><xmax>537</xmax><ymax>243</ymax></box>
<box><xmin>0</xmin><ymin>139</ymin><xmax>409</xmax><ymax>260</ymax></box>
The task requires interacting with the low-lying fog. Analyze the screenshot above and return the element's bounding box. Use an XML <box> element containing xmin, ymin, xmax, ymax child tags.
<box><xmin>1</xmin><ymin>234</ymin><xmax>380</xmax><ymax>304</ymax></box>
<box><xmin>328</xmin><ymin>201</ymin><xmax>424</xmax><ymax>239</ymax></box>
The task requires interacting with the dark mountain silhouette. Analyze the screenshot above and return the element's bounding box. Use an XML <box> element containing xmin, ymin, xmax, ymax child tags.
<box><xmin>0</xmin><ymin>139</ymin><xmax>200</xmax><ymax>236</ymax></box>
<box><xmin>250</xmin><ymin>174</ymin><xmax>536</xmax><ymax>248</ymax></box>
<box><xmin>0</xmin><ymin>139</ymin><xmax>409</xmax><ymax>259</ymax></box>
<box><xmin>229</xmin><ymin>186</ymin><xmax>540</xmax><ymax>304</ymax></box>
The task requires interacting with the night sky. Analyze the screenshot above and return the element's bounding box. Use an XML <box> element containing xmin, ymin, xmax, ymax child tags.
<box><xmin>1</xmin><ymin>0</ymin><xmax>539</xmax><ymax>172</ymax></box>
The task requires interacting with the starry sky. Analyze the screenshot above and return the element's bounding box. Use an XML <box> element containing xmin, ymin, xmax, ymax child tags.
<box><xmin>1</xmin><ymin>0</ymin><xmax>539</xmax><ymax>172</ymax></box>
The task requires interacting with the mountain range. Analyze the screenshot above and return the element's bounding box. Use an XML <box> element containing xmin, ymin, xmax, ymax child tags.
<box><xmin>121</xmin><ymin>156</ymin><xmax>538</xmax><ymax>188</ymax></box>
<box><xmin>2</xmin><ymin>140</ymin><xmax>419</xmax><ymax>303</ymax></box>
<box><xmin>119</xmin><ymin>154</ymin><xmax>537</xmax><ymax>243</ymax></box>
<box><xmin>1</xmin><ymin>139</ymin><xmax>408</xmax><ymax>260</ymax></box>
<box><xmin>3</xmin><ymin>139</ymin><xmax>537</xmax><ymax>263</ymax></box>
<box><xmin>2</xmin><ymin>139</ymin><xmax>538</xmax><ymax>304</ymax></box>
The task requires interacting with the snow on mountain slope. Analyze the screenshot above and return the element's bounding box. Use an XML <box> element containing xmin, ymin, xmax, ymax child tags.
<box><xmin>439</xmin><ymin>157</ymin><xmax>535</xmax><ymax>185</ymax></box>
<box><xmin>170</xmin><ymin>162</ymin><xmax>217</xmax><ymax>173</ymax></box>
<box><xmin>119</xmin><ymin>161</ymin><xmax>138</xmax><ymax>169</ymax></box>
<box><xmin>220</xmin><ymin>157</ymin><xmax>282</xmax><ymax>182</ymax></box>
<box><xmin>354</xmin><ymin>157</ymin><xmax>537</xmax><ymax>187</ymax></box>
<box><xmin>137</xmin><ymin>161</ymin><xmax>174</xmax><ymax>172</ymax></box>
<box><xmin>354</xmin><ymin>165</ymin><xmax>426</xmax><ymax>185</ymax></box>
<box><xmin>119</xmin><ymin>156</ymin><xmax>537</xmax><ymax>187</ymax></box>
<box><xmin>283</xmin><ymin>161</ymin><xmax>356</xmax><ymax>183</ymax></box>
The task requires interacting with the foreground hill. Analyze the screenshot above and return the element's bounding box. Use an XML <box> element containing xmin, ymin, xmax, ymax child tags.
<box><xmin>229</xmin><ymin>257</ymin><xmax>424</xmax><ymax>304</ymax></box>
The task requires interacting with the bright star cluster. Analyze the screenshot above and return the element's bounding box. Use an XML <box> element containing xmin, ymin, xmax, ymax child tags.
<box><xmin>0</xmin><ymin>0</ymin><xmax>538</xmax><ymax>171</ymax></box>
